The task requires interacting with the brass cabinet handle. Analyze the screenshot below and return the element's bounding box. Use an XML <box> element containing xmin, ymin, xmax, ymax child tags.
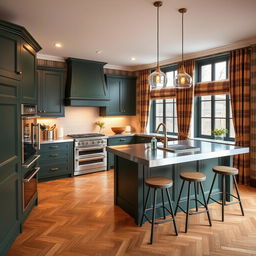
<box><xmin>120</xmin><ymin>138</ymin><xmax>126</xmax><ymax>141</ymax></box>
<box><xmin>16</xmin><ymin>71</ymin><xmax>22</xmax><ymax>75</ymax></box>
<box><xmin>49</xmin><ymin>153</ymin><xmax>59</xmax><ymax>157</ymax></box>
<box><xmin>49</xmin><ymin>168</ymin><xmax>59</xmax><ymax>171</ymax></box>
<box><xmin>49</xmin><ymin>145</ymin><xmax>59</xmax><ymax>149</ymax></box>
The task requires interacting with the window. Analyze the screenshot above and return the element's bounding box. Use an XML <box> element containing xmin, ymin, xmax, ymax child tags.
<box><xmin>196</xmin><ymin>95</ymin><xmax>234</xmax><ymax>140</ymax></box>
<box><xmin>196</xmin><ymin>54</ymin><xmax>234</xmax><ymax>141</ymax></box>
<box><xmin>197</xmin><ymin>54</ymin><xmax>229</xmax><ymax>82</ymax></box>
<box><xmin>150</xmin><ymin>99</ymin><xmax>178</xmax><ymax>135</ymax></box>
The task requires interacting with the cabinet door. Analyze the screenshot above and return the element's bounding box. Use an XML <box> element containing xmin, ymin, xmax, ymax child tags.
<box><xmin>0</xmin><ymin>30</ymin><xmax>21</xmax><ymax>80</ymax></box>
<box><xmin>38</xmin><ymin>70</ymin><xmax>64</xmax><ymax>117</ymax></box>
<box><xmin>0</xmin><ymin>83</ymin><xmax>20</xmax><ymax>255</ymax></box>
<box><xmin>120</xmin><ymin>77</ymin><xmax>136</xmax><ymax>115</ymax></box>
<box><xmin>20</xmin><ymin>43</ymin><xmax>37</xmax><ymax>104</ymax></box>
<box><xmin>106</xmin><ymin>77</ymin><xmax>121</xmax><ymax>116</ymax></box>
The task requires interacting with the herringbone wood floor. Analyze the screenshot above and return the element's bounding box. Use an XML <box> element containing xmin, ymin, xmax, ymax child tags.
<box><xmin>8</xmin><ymin>170</ymin><xmax>256</xmax><ymax>256</ymax></box>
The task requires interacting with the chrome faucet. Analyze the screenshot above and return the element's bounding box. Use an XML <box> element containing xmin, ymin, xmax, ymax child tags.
<box><xmin>155</xmin><ymin>122</ymin><xmax>168</xmax><ymax>148</ymax></box>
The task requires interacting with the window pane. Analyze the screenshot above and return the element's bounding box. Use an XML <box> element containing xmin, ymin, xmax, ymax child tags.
<box><xmin>156</xmin><ymin>117</ymin><xmax>163</xmax><ymax>132</ymax></box>
<box><xmin>215</xmin><ymin>101</ymin><xmax>226</xmax><ymax>117</ymax></box>
<box><xmin>156</xmin><ymin>103</ymin><xmax>163</xmax><ymax>116</ymax></box>
<box><xmin>215</xmin><ymin>118</ymin><xmax>226</xmax><ymax>130</ymax></box>
<box><xmin>201</xmin><ymin>118</ymin><xmax>211</xmax><ymax>135</ymax></box>
<box><xmin>215</xmin><ymin>94</ymin><xmax>226</xmax><ymax>100</ymax></box>
<box><xmin>230</xmin><ymin>119</ymin><xmax>235</xmax><ymax>138</ymax></box>
<box><xmin>215</xmin><ymin>61</ymin><xmax>227</xmax><ymax>81</ymax></box>
<box><xmin>201</xmin><ymin>64</ymin><xmax>212</xmax><ymax>82</ymax></box>
<box><xmin>166</xmin><ymin>118</ymin><xmax>173</xmax><ymax>133</ymax></box>
<box><xmin>166</xmin><ymin>71</ymin><xmax>175</xmax><ymax>87</ymax></box>
<box><xmin>201</xmin><ymin>95</ymin><xmax>211</xmax><ymax>101</ymax></box>
<box><xmin>166</xmin><ymin>98</ymin><xmax>174</xmax><ymax>103</ymax></box>
<box><xmin>166</xmin><ymin>103</ymin><xmax>173</xmax><ymax>117</ymax></box>
<box><xmin>174</xmin><ymin>118</ymin><xmax>178</xmax><ymax>133</ymax></box>
<box><xmin>229</xmin><ymin>100</ymin><xmax>232</xmax><ymax>118</ymax></box>
<box><xmin>201</xmin><ymin>101</ymin><xmax>211</xmax><ymax>117</ymax></box>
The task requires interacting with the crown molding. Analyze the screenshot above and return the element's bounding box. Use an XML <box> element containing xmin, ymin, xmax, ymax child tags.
<box><xmin>36</xmin><ymin>53</ymin><xmax>65</xmax><ymax>62</ymax></box>
<box><xmin>104</xmin><ymin>64</ymin><xmax>136</xmax><ymax>71</ymax></box>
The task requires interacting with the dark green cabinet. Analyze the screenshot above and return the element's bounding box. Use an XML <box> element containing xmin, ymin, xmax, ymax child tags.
<box><xmin>100</xmin><ymin>75</ymin><xmax>136</xmax><ymax>116</ymax></box>
<box><xmin>37</xmin><ymin>67</ymin><xmax>65</xmax><ymax>117</ymax></box>
<box><xmin>38</xmin><ymin>142</ymin><xmax>73</xmax><ymax>181</ymax></box>
<box><xmin>20</xmin><ymin>42</ymin><xmax>37</xmax><ymax>104</ymax></box>
<box><xmin>135</xmin><ymin>136</ymin><xmax>152</xmax><ymax>144</ymax></box>
<box><xmin>0</xmin><ymin>20</ymin><xmax>41</xmax><ymax>256</ymax></box>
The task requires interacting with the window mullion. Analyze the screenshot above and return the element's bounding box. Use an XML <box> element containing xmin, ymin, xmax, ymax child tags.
<box><xmin>211</xmin><ymin>96</ymin><xmax>215</xmax><ymax>138</ymax></box>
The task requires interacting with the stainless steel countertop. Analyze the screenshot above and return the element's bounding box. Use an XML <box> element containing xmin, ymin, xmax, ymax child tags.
<box><xmin>40</xmin><ymin>136</ymin><xmax>74</xmax><ymax>144</ymax></box>
<box><xmin>107</xmin><ymin>139</ymin><xmax>249</xmax><ymax>168</ymax></box>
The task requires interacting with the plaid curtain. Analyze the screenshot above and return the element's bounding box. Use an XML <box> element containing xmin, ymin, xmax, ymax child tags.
<box><xmin>176</xmin><ymin>59</ymin><xmax>195</xmax><ymax>139</ymax></box>
<box><xmin>195</xmin><ymin>80</ymin><xmax>230</xmax><ymax>96</ymax></box>
<box><xmin>251</xmin><ymin>45</ymin><xmax>256</xmax><ymax>187</ymax></box>
<box><xmin>150</xmin><ymin>87</ymin><xmax>176</xmax><ymax>100</ymax></box>
<box><xmin>230</xmin><ymin>47</ymin><xmax>251</xmax><ymax>184</ymax></box>
<box><xmin>139</xmin><ymin>69</ymin><xmax>151</xmax><ymax>132</ymax></box>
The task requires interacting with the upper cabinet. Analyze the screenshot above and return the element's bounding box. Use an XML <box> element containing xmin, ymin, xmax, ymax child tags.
<box><xmin>20</xmin><ymin>42</ymin><xmax>37</xmax><ymax>103</ymax></box>
<box><xmin>65</xmin><ymin>58</ymin><xmax>110</xmax><ymax>107</ymax></box>
<box><xmin>100</xmin><ymin>75</ymin><xmax>137</xmax><ymax>116</ymax></box>
<box><xmin>37</xmin><ymin>67</ymin><xmax>65</xmax><ymax>117</ymax></box>
<box><xmin>0</xmin><ymin>29</ymin><xmax>21</xmax><ymax>80</ymax></box>
<box><xmin>0</xmin><ymin>20</ymin><xmax>41</xmax><ymax>104</ymax></box>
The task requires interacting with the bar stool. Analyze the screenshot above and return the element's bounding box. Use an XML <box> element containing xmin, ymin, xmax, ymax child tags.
<box><xmin>174</xmin><ymin>172</ymin><xmax>212</xmax><ymax>233</ymax></box>
<box><xmin>207</xmin><ymin>166</ymin><xmax>244</xmax><ymax>221</ymax></box>
<box><xmin>140</xmin><ymin>176</ymin><xmax>178</xmax><ymax>244</ymax></box>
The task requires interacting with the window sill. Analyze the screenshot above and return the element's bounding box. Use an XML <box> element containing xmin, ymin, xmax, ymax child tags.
<box><xmin>193</xmin><ymin>137</ymin><xmax>235</xmax><ymax>145</ymax></box>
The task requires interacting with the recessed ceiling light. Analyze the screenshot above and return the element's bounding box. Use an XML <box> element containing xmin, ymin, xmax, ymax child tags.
<box><xmin>131</xmin><ymin>57</ymin><xmax>136</xmax><ymax>61</ymax></box>
<box><xmin>96</xmin><ymin>50</ymin><xmax>103</xmax><ymax>54</ymax></box>
<box><xmin>55</xmin><ymin>43</ymin><xmax>62</xmax><ymax>48</ymax></box>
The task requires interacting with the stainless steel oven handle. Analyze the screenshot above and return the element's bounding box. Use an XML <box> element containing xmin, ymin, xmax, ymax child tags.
<box><xmin>24</xmin><ymin>167</ymin><xmax>40</xmax><ymax>183</ymax></box>
<box><xmin>76</xmin><ymin>146</ymin><xmax>105</xmax><ymax>151</ymax></box>
<box><xmin>31</xmin><ymin>123</ymin><xmax>35</xmax><ymax>146</ymax></box>
<box><xmin>76</xmin><ymin>156</ymin><xmax>105</xmax><ymax>162</ymax></box>
<box><xmin>22</xmin><ymin>154</ymin><xmax>40</xmax><ymax>168</ymax></box>
<box><xmin>36</xmin><ymin>123</ymin><xmax>40</xmax><ymax>150</ymax></box>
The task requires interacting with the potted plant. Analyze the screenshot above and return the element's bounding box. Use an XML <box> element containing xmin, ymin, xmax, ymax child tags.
<box><xmin>95</xmin><ymin>120</ymin><xmax>105</xmax><ymax>133</ymax></box>
<box><xmin>212</xmin><ymin>128</ymin><xmax>228</xmax><ymax>140</ymax></box>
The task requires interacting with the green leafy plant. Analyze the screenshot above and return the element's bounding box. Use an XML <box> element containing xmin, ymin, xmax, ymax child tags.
<box><xmin>212</xmin><ymin>128</ymin><xmax>228</xmax><ymax>136</ymax></box>
<box><xmin>95</xmin><ymin>120</ymin><xmax>105</xmax><ymax>130</ymax></box>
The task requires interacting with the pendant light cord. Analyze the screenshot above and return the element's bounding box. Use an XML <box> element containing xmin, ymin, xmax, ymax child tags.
<box><xmin>181</xmin><ymin>11</ymin><xmax>184</xmax><ymax>65</ymax></box>
<box><xmin>157</xmin><ymin>5</ymin><xmax>160</xmax><ymax>69</ymax></box>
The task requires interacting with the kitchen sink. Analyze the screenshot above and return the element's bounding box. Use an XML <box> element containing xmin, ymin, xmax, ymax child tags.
<box><xmin>157</xmin><ymin>144</ymin><xmax>200</xmax><ymax>153</ymax></box>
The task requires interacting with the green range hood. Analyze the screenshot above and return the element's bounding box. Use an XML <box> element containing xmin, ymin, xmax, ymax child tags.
<box><xmin>65</xmin><ymin>58</ymin><xmax>110</xmax><ymax>107</ymax></box>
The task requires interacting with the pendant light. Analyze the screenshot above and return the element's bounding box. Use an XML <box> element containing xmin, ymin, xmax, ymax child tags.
<box><xmin>174</xmin><ymin>8</ymin><xmax>192</xmax><ymax>88</ymax></box>
<box><xmin>149</xmin><ymin>1</ymin><xmax>167</xmax><ymax>89</ymax></box>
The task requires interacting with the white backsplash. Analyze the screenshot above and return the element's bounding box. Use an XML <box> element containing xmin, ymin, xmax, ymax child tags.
<box><xmin>37</xmin><ymin>107</ymin><xmax>139</xmax><ymax>136</ymax></box>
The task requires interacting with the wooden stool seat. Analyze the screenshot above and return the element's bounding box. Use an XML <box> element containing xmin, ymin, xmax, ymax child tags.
<box><xmin>180</xmin><ymin>172</ymin><xmax>206</xmax><ymax>182</ymax></box>
<box><xmin>212</xmin><ymin>166</ymin><xmax>238</xmax><ymax>175</ymax></box>
<box><xmin>145</xmin><ymin>176</ymin><xmax>173</xmax><ymax>189</ymax></box>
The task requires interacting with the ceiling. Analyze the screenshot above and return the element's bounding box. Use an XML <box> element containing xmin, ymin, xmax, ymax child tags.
<box><xmin>1</xmin><ymin>0</ymin><xmax>256</xmax><ymax>68</ymax></box>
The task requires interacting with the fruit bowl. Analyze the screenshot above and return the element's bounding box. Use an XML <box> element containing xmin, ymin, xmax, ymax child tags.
<box><xmin>111</xmin><ymin>127</ymin><xmax>126</xmax><ymax>134</ymax></box>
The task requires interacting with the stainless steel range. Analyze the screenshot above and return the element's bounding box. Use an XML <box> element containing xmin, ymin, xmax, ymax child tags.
<box><xmin>68</xmin><ymin>133</ymin><xmax>108</xmax><ymax>176</ymax></box>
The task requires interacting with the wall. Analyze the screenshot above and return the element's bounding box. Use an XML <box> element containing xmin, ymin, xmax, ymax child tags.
<box><xmin>37</xmin><ymin>107</ymin><xmax>138</xmax><ymax>136</ymax></box>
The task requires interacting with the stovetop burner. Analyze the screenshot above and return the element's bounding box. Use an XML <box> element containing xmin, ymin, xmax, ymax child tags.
<box><xmin>68</xmin><ymin>133</ymin><xmax>105</xmax><ymax>139</ymax></box>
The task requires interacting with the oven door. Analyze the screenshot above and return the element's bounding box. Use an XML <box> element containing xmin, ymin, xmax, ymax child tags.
<box><xmin>23</xmin><ymin>167</ymin><xmax>40</xmax><ymax>212</ymax></box>
<box><xmin>76</xmin><ymin>146</ymin><xmax>105</xmax><ymax>159</ymax></box>
<box><xmin>75</xmin><ymin>155</ymin><xmax>106</xmax><ymax>173</ymax></box>
<box><xmin>22</xmin><ymin>116</ymin><xmax>40</xmax><ymax>165</ymax></box>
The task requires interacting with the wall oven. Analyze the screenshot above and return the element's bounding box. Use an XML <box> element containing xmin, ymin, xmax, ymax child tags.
<box><xmin>21</xmin><ymin>104</ymin><xmax>40</xmax><ymax>168</ymax></box>
<box><xmin>23</xmin><ymin>166</ymin><xmax>40</xmax><ymax>211</ymax></box>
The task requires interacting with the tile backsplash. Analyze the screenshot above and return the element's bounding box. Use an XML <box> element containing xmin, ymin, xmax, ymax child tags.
<box><xmin>37</xmin><ymin>107</ymin><xmax>139</xmax><ymax>137</ymax></box>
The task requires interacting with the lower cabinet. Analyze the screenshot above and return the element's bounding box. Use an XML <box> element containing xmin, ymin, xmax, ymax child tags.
<box><xmin>38</xmin><ymin>142</ymin><xmax>73</xmax><ymax>181</ymax></box>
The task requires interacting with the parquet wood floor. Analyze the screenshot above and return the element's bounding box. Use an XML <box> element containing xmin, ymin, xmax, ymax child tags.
<box><xmin>7</xmin><ymin>170</ymin><xmax>256</xmax><ymax>256</ymax></box>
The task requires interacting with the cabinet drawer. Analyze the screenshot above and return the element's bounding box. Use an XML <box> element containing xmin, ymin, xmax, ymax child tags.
<box><xmin>108</xmin><ymin>136</ymin><xmax>135</xmax><ymax>146</ymax></box>
<box><xmin>39</xmin><ymin>162</ymin><xmax>71</xmax><ymax>178</ymax></box>
<box><xmin>135</xmin><ymin>136</ymin><xmax>152</xmax><ymax>144</ymax></box>
<box><xmin>39</xmin><ymin>150</ymin><xmax>69</xmax><ymax>162</ymax></box>
<box><xmin>40</xmin><ymin>142</ymin><xmax>71</xmax><ymax>153</ymax></box>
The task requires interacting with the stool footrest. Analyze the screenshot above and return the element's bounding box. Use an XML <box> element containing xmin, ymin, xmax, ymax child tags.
<box><xmin>209</xmin><ymin>191</ymin><xmax>239</xmax><ymax>201</ymax></box>
<box><xmin>177</xmin><ymin>205</ymin><xmax>208</xmax><ymax>216</ymax></box>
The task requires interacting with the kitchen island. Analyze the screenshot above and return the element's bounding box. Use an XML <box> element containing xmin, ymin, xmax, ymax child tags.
<box><xmin>107</xmin><ymin>139</ymin><xmax>249</xmax><ymax>225</ymax></box>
